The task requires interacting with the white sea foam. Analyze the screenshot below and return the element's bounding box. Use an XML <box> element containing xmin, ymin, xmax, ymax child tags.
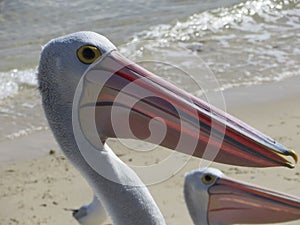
<box><xmin>4</xmin><ymin>126</ymin><xmax>48</xmax><ymax>140</ymax></box>
<box><xmin>0</xmin><ymin>69</ymin><xmax>37</xmax><ymax>100</ymax></box>
<box><xmin>120</xmin><ymin>0</ymin><xmax>300</xmax><ymax>90</ymax></box>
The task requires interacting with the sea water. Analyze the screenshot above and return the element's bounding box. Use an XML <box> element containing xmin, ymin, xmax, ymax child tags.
<box><xmin>0</xmin><ymin>0</ymin><xmax>299</xmax><ymax>140</ymax></box>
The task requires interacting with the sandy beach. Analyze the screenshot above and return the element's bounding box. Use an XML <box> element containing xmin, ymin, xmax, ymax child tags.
<box><xmin>0</xmin><ymin>75</ymin><xmax>300</xmax><ymax>225</ymax></box>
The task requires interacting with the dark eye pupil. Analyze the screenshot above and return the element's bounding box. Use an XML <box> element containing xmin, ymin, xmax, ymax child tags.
<box><xmin>204</xmin><ymin>175</ymin><xmax>212</xmax><ymax>182</ymax></box>
<box><xmin>82</xmin><ymin>48</ymin><xmax>95</xmax><ymax>60</ymax></box>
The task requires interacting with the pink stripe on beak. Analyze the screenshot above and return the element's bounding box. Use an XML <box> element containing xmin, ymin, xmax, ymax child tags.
<box><xmin>209</xmin><ymin>175</ymin><xmax>300</xmax><ymax>224</ymax></box>
<box><xmin>79</xmin><ymin>50</ymin><xmax>297</xmax><ymax>168</ymax></box>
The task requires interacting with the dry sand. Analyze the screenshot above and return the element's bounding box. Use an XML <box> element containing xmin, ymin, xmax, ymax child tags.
<box><xmin>0</xmin><ymin>76</ymin><xmax>300</xmax><ymax>225</ymax></box>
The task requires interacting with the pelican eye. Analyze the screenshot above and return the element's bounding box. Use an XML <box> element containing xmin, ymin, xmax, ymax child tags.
<box><xmin>77</xmin><ymin>45</ymin><xmax>101</xmax><ymax>64</ymax></box>
<box><xmin>201</xmin><ymin>173</ymin><xmax>215</xmax><ymax>185</ymax></box>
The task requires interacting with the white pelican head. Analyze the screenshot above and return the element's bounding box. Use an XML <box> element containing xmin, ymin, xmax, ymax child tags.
<box><xmin>184</xmin><ymin>168</ymin><xmax>300</xmax><ymax>225</ymax></box>
<box><xmin>38</xmin><ymin>31</ymin><xmax>115</xmax><ymax>98</ymax></box>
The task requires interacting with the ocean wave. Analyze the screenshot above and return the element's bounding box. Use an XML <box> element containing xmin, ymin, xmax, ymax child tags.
<box><xmin>121</xmin><ymin>0</ymin><xmax>299</xmax><ymax>49</ymax></box>
<box><xmin>0</xmin><ymin>69</ymin><xmax>37</xmax><ymax>100</ymax></box>
<box><xmin>3</xmin><ymin>126</ymin><xmax>48</xmax><ymax>141</ymax></box>
<box><xmin>119</xmin><ymin>0</ymin><xmax>300</xmax><ymax>90</ymax></box>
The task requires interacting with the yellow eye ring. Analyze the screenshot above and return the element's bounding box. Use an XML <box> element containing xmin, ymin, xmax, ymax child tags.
<box><xmin>201</xmin><ymin>173</ymin><xmax>215</xmax><ymax>185</ymax></box>
<box><xmin>77</xmin><ymin>45</ymin><xmax>101</xmax><ymax>64</ymax></box>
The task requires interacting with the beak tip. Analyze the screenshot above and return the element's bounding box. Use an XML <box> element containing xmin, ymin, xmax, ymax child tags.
<box><xmin>285</xmin><ymin>162</ymin><xmax>295</xmax><ymax>169</ymax></box>
<box><xmin>283</xmin><ymin>149</ymin><xmax>298</xmax><ymax>169</ymax></box>
<box><xmin>289</xmin><ymin>149</ymin><xmax>298</xmax><ymax>163</ymax></box>
<box><xmin>290</xmin><ymin>149</ymin><xmax>298</xmax><ymax>163</ymax></box>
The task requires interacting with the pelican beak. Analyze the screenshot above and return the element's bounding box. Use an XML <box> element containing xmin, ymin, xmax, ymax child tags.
<box><xmin>78</xmin><ymin>50</ymin><xmax>297</xmax><ymax>168</ymax></box>
<box><xmin>207</xmin><ymin>175</ymin><xmax>300</xmax><ymax>225</ymax></box>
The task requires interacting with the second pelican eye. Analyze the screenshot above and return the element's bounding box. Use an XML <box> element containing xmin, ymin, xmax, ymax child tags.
<box><xmin>201</xmin><ymin>173</ymin><xmax>215</xmax><ymax>185</ymax></box>
<box><xmin>77</xmin><ymin>45</ymin><xmax>101</xmax><ymax>64</ymax></box>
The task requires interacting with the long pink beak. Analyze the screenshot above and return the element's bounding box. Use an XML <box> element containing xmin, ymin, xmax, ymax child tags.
<box><xmin>208</xmin><ymin>172</ymin><xmax>300</xmax><ymax>225</ymax></box>
<box><xmin>78</xmin><ymin>50</ymin><xmax>297</xmax><ymax>168</ymax></box>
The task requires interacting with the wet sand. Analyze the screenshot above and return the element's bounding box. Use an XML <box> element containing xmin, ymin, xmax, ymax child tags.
<box><xmin>0</xmin><ymin>76</ymin><xmax>300</xmax><ymax>225</ymax></box>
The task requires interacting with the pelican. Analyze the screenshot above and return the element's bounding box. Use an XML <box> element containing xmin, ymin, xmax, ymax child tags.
<box><xmin>184</xmin><ymin>168</ymin><xmax>300</xmax><ymax>225</ymax></box>
<box><xmin>37</xmin><ymin>31</ymin><xmax>297</xmax><ymax>225</ymax></box>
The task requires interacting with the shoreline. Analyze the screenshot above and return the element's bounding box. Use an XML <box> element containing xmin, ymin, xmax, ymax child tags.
<box><xmin>0</xmin><ymin>130</ymin><xmax>58</xmax><ymax>163</ymax></box>
<box><xmin>1</xmin><ymin>76</ymin><xmax>300</xmax><ymax>225</ymax></box>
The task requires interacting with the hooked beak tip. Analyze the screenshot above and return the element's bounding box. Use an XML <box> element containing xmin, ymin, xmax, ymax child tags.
<box><xmin>290</xmin><ymin>149</ymin><xmax>298</xmax><ymax>163</ymax></box>
<box><xmin>282</xmin><ymin>149</ymin><xmax>298</xmax><ymax>169</ymax></box>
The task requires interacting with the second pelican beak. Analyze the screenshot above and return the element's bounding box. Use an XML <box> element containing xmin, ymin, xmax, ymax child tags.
<box><xmin>184</xmin><ymin>168</ymin><xmax>300</xmax><ymax>225</ymax></box>
<box><xmin>209</xmin><ymin>172</ymin><xmax>300</xmax><ymax>224</ymax></box>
